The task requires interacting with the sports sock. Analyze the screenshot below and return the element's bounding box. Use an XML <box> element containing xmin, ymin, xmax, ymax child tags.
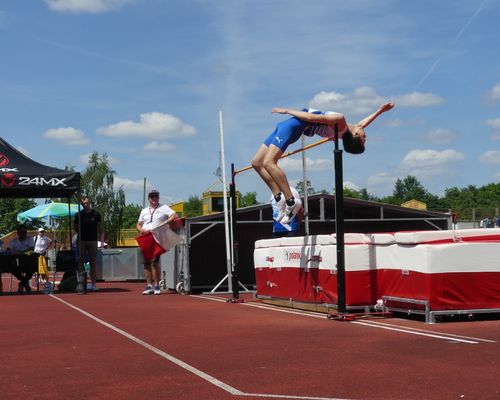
<box><xmin>285</xmin><ymin>198</ymin><xmax>295</xmax><ymax>206</ymax></box>
<box><xmin>274</xmin><ymin>193</ymin><xmax>282</xmax><ymax>202</ymax></box>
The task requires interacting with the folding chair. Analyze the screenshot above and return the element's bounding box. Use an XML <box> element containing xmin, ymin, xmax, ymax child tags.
<box><xmin>7</xmin><ymin>254</ymin><xmax>39</xmax><ymax>293</ymax></box>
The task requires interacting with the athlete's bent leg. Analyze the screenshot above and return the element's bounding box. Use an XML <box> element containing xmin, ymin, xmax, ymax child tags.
<box><xmin>252</xmin><ymin>144</ymin><xmax>282</xmax><ymax>195</ymax></box>
<box><xmin>262</xmin><ymin>144</ymin><xmax>293</xmax><ymax>201</ymax></box>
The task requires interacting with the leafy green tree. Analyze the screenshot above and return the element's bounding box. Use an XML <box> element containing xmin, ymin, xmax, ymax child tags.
<box><xmin>442</xmin><ymin>183</ymin><xmax>500</xmax><ymax>219</ymax></box>
<box><xmin>78</xmin><ymin>152</ymin><xmax>125</xmax><ymax>246</ymax></box>
<box><xmin>343</xmin><ymin>187</ymin><xmax>378</xmax><ymax>201</ymax></box>
<box><xmin>343</xmin><ymin>188</ymin><xmax>358</xmax><ymax>198</ymax></box>
<box><xmin>296</xmin><ymin>180</ymin><xmax>315</xmax><ymax>196</ymax></box>
<box><xmin>240</xmin><ymin>192</ymin><xmax>259</xmax><ymax>207</ymax></box>
<box><xmin>393</xmin><ymin>176</ymin><xmax>428</xmax><ymax>202</ymax></box>
<box><xmin>0</xmin><ymin>198</ymin><xmax>37</xmax><ymax>235</ymax></box>
<box><xmin>444</xmin><ymin>185</ymin><xmax>478</xmax><ymax>210</ymax></box>
<box><xmin>476</xmin><ymin>183</ymin><xmax>500</xmax><ymax>206</ymax></box>
<box><xmin>184</xmin><ymin>195</ymin><xmax>203</xmax><ymax>217</ymax></box>
<box><xmin>377</xmin><ymin>195</ymin><xmax>402</xmax><ymax>205</ymax></box>
<box><xmin>387</xmin><ymin>175</ymin><xmax>447</xmax><ymax>209</ymax></box>
<box><xmin>121</xmin><ymin>204</ymin><xmax>142</xmax><ymax>228</ymax></box>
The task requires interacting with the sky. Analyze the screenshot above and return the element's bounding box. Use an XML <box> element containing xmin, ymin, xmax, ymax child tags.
<box><xmin>1</xmin><ymin>0</ymin><xmax>499</xmax><ymax>206</ymax></box>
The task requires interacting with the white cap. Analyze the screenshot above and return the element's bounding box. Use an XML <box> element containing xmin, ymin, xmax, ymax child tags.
<box><xmin>38</xmin><ymin>227</ymin><xmax>45</xmax><ymax>232</ymax></box>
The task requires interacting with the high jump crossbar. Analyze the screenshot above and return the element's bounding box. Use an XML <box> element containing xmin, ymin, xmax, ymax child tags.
<box><xmin>233</xmin><ymin>137</ymin><xmax>331</xmax><ymax>176</ymax></box>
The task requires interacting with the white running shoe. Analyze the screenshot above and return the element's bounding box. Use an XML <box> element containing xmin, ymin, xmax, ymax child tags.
<box><xmin>280</xmin><ymin>197</ymin><xmax>303</xmax><ymax>225</ymax></box>
<box><xmin>142</xmin><ymin>285</ymin><xmax>154</xmax><ymax>295</ymax></box>
<box><xmin>275</xmin><ymin>195</ymin><xmax>286</xmax><ymax>222</ymax></box>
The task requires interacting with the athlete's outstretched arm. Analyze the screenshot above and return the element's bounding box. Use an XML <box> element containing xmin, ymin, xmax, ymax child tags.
<box><xmin>356</xmin><ymin>102</ymin><xmax>395</xmax><ymax>129</ymax></box>
<box><xmin>272</xmin><ymin>108</ymin><xmax>346</xmax><ymax>125</ymax></box>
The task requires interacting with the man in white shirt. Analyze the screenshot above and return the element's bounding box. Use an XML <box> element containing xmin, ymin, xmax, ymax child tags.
<box><xmin>136</xmin><ymin>190</ymin><xmax>178</xmax><ymax>295</ymax></box>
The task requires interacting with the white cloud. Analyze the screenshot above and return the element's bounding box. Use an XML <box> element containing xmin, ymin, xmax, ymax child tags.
<box><xmin>366</xmin><ymin>172</ymin><xmax>398</xmax><ymax>196</ymax></box>
<box><xmin>114</xmin><ymin>177</ymin><xmax>152</xmax><ymax>192</ymax></box>
<box><xmin>96</xmin><ymin>112</ymin><xmax>197</xmax><ymax>139</ymax></box>
<box><xmin>114</xmin><ymin>177</ymin><xmax>174</xmax><ymax>204</ymax></box>
<box><xmin>308</xmin><ymin>87</ymin><xmax>443</xmax><ymax>116</ymax></box>
<box><xmin>280</xmin><ymin>157</ymin><xmax>333</xmax><ymax>172</ymax></box>
<box><xmin>489</xmin><ymin>119</ymin><xmax>500</xmax><ymax>140</ymax></box>
<box><xmin>479</xmin><ymin>151</ymin><xmax>500</xmax><ymax>164</ymax></box>
<box><xmin>44</xmin><ymin>0</ymin><xmax>133</xmax><ymax>14</ymax></box>
<box><xmin>494</xmin><ymin>172</ymin><xmax>500</xmax><ymax>182</ymax></box>
<box><xmin>487</xmin><ymin>118</ymin><xmax>500</xmax><ymax>131</ymax></box>
<box><xmin>488</xmin><ymin>84</ymin><xmax>500</xmax><ymax>102</ymax></box>
<box><xmin>400</xmin><ymin>149</ymin><xmax>465</xmax><ymax>176</ymax></box>
<box><xmin>143</xmin><ymin>141</ymin><xmax>175</xmax><ymax>152</ymax></box>
<box><xmin>344</xmin><ymin>181</ymin><xmax>360</xmax><ymax>191</ymax></box>
<box><xmin>366</xmin><ymin>172</ymin><xmax>397</xmax><ymax>188</ymax></box>
<box><xmin>308</xmin><ymin>87</ymin><xmax>385</xmax><ymax>116</ymax></box>
<box><xmin>44</xmin><ymin>127</ymin><xmax>89</xmax><ymax>145</ymax></box>
<box><xmin>393</xmin><ymin>92</ymin><xmax>443</xmax><ymax>107</ymax></box>
<box><xmin>423</xmin><ymin>128</ymin><xmax>456</xmax><ymax>145</ymax></box>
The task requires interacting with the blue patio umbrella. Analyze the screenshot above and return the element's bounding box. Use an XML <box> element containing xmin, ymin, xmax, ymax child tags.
<box><xmin>17</xmin><ymin>202</ymin><xmax>79</xmax><ymax>223</ymax></box>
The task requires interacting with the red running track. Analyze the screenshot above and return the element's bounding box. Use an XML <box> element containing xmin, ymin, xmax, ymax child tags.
<box><xmin>1</xmin><ymin>282</ymin><xmax>500</xmax><ymax>400</ymax></box>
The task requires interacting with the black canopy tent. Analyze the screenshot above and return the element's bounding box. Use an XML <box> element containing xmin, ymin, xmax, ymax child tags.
<box><xmin>0</xmin><ymin>137</ymin><xmax>81</xmax><ymax>248</ymax></box>
<box><xmin>0</xmin><ymin>137</ymin><xmax>80</xmax><ymax>198</ymax></box>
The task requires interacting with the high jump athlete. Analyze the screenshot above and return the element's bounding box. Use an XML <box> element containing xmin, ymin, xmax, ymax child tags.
<box><xmin>252</xmin><ymin>101</ymin><xmax>395</xmax><ymax>224</ymax></box>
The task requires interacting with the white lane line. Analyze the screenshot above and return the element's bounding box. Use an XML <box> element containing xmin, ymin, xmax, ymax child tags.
<box><xmin>198</xmin><ymin>295</ymin><xmax>326</xmax><ymax>319</ymax></box>
<box><xmin>356</xmin><ymin>320</ymin><xmax>496</xmax><ymax>343</ymax></box>
<box><xmin>242</xmin><ymin>393</ymin><xmax>350</xmax><ymax>400</ymax></box>
<box><xmin>350</xmin><ymin>321</ymin><xmax>478</xmax><ymax>344</ymax></box>
<box><xmin>196</xmin><ymin>295</ymin><xmax>489</xmax><ymax>344</ymax></box>
<box><xmin>50</xmin><ymin>295</ymin><xmax>244</xmax><ymax>396</ymax></box>
<box><xmin>50</xmin><ymin>295</ymin><xmax>354</xmax><ymax>400</ymax></box>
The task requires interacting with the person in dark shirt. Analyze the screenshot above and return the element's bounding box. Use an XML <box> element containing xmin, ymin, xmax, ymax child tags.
<box><xmin>73</xmin><ymin>196</ymin><xmax>103</xmax><ymax>293</ymax></box>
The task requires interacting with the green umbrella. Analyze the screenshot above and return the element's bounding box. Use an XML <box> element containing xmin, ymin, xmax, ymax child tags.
<box><xmin>17</xmin><ymin>202</ymin><xmax>79</xmax><ymax>223</ymax></box>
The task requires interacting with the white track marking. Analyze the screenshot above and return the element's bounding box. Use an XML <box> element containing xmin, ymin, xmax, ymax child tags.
<box><xmin>350</xmin><ymin>321</ymin><xmax>478</xmax><ymax>344</ymax></box>
<box><xmin>355</xmin><ymin>320</ymin><xmax>496</xmax><ymax>343</ymax></box>
<box><xmin>50</xmin><ymin>295</ymin><xmax>353</xmax><ymax>400</ymax></box>
<box><xmin>242</xmin><ymin>394</ymin><xmax>350</xmax><ymax>400</ymax></box>
<box><xmin>196</xmin><ymin>295</ymin><xmax>495</xmax><ymax>344</ymax></box>
<box><xmin>50</xmin><ymin>295</ymin><xmax>244</xmax><ymax>395</ymax></box>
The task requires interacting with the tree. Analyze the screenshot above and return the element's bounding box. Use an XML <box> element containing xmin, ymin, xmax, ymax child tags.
<box><xmin>0</xmin><ymin>198</ymin><xmax>37</xmax><ymax>235</ymax></box>
<box><xmin>393</xmin><ymin>176</ymin><xmax>428</xmax><ymax>202</ymax></box>
<box><xmin>240</xmin><ymin>192</ymin><xmax>259</xmax><ymax>207</ymax></box>
<box><xmin>121</xmin><ymin>204</ymin><xmax>142</xmax><ymax>228</ymax></box>
<box><xmin>443</xmin><ymin>183</ymin><xmax>500</xmax><ymax>219</ymax></box>
<box><xmin>184</xmin><ymin>195</ymin><xmax>203</xmax><ymax>217</ymax></box>
<box><xmin>296</xmin><ymin>180</ymin><xmax>315</xmax><ymax>196</ymax></box>
<box><xmin>343</xmin><ymin>187</ymin><xmax>378</xmax><ymax>201</ymax></box>
<box><xmin>78</xmin><ymin>152</ymin><xmax>125</xmax><ymax>246</ymax></box>
<box><xmin>477</xmin><ymin>183</ymin><xmax>500</xmax><ymax>207</ymax></box>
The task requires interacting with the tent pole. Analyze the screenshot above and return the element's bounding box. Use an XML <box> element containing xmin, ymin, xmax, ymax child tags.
<box><xmin>67</xmin><ymin>199</ymin><xmax>72</xmax><ymax>248</ymax></box>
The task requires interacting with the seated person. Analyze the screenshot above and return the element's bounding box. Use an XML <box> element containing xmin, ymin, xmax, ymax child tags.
<box><xmin>6</xmin><ymin>224</ymin><xmax>36</xmax><ymax>293</ymax></box>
